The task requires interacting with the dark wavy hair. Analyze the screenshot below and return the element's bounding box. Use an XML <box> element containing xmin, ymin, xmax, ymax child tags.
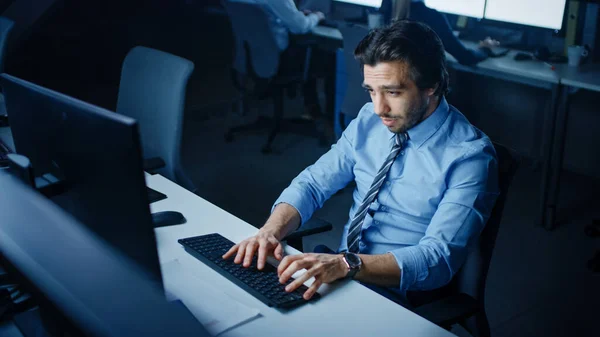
<box><xmin>354</xmin><ymin>20</ymin><xmax>449</xmax><ymax>97</ymax></box>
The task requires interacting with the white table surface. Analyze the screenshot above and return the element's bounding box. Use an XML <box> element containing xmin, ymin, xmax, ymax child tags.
<box><xmin>556</xmin><ymin>63</ymin><xmax>600</xmax><ymax>92</ymax></box>
<box><xmin>311</xmin><ymin>25</ymin><xmax>343</xmax><ymax>41</ymax></box>
<box><xmin>447</xmin><ymin>41</ymin><xmax>560</xmax><ymax>85</ymax></box>
<box><xmin>146</xmin><ymin>173</ymin><xmax>456</xmax><ymax>337</ymax></box>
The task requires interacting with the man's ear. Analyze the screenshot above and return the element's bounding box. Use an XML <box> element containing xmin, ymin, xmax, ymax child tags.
<box><xmin>426</xmin><ymin>84</ymin><xmax>438</xmax><ymax>97</ymax></box>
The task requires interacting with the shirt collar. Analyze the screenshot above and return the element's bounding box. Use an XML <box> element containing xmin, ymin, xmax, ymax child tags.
<box><xmin>388</xmin><ymin>96</ymin><xmax>450</xmax><ymax>149</ymax></box>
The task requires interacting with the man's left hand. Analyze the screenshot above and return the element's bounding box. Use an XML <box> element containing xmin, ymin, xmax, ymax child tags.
<box><xmin>277</xmin><ymin>253</ymin><xmax>348</xmax><ymax>300</ymax></box>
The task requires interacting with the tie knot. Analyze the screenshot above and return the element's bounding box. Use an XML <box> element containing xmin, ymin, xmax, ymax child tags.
<box><xmin>394</xmin><ymin>133</ymin><xmax>408</xmax><ymax>147</ymax></box>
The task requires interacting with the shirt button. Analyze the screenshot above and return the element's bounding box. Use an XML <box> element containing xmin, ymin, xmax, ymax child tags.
<box><xmin>386</xmin><ymin>181</ymin><xmax>391</xmax><ymax>186</ymax></box>
<box><xmin>400</xmin><ymin>151</ymin><xmax>405</xmax><ymax>155</ymax></box>
<box><xmin>381</xmin><ymin>206</ymin><xmax>386</xmax><ymax>211</ymax></box>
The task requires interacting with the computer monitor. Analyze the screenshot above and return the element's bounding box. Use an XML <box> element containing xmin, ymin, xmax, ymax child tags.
<box><xmin>424</xmin><ymin>0</ymin><xmax>485</xmax><ymax>19</ymax></box>
<box><xmin>0</xmin><ymin>73</ymin><xmax>161</xmax><ymax>286</ymax></box>
<box><xmin>0</xmin><ymin>171</ymin><xmax>210</xmax><ymax>337</ymax></box>
<box><xmin>333</xmin><ymin>0</ymin><xmax>383</xmax><ymax>9</ymax></box>
<box><xmin>484</xmin><ymin>0</ymin><xmax>567</xmax><ymax>30</ymax></box>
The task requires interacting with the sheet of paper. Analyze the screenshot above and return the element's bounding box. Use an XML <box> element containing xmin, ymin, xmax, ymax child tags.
<box><xmin>161</xmin><ymin>259</ymin><xmax>261</xmax><ymax>336</ymax></box>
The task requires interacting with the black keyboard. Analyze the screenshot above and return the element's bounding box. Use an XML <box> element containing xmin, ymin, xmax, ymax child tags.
<box><xmin>178</xmin><ymin>233</ymin><xmax>319</xmax><ymax>309</ymax></box>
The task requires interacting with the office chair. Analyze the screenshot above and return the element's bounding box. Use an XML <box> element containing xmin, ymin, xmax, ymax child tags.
<box><xmin>284</xmin><ymin>142</ymin><xmax>519</xmax><ymax>337</ymax></box>
<box><xmin>408</xmin><ymin>142</ymin><xmax>519</xmax><ymax>336</ymax></box>
<box><xmin>222</xmin><ymin>1</ymin><xmax>322</xmax><ymax>154</ymax></box>
<box><xmin>0</xmin><ymin>16</ymin><xmax>14</xmax><ymax>73</ymax></box>
<box><xmin>0</xmin><ymin>17</ymin><xmax>15</xmax><ymax>121</ymax></box>
<box><xmin>334</xmin><ymin>23</ymin><xmax>370</xmax><ymax>139</ymax></box>
<box><xmin>116</xmin><ymin>46</ymin><xmax>197</xmax><ymax>193</ymax></box>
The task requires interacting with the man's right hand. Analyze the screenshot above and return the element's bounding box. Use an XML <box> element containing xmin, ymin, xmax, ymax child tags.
<box><xmin>222</xmin><ymin>229</ymin><xmax>285</xmax><ymax>270</ymax></box>
<box><xmin>314</xmin><ymin>11</ymin><xmax>325</xmax><ymax>21</ymax></box>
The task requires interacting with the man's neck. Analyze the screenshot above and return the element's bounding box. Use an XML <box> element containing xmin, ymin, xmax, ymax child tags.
<box><xmin>420</xmin><ymin>96</ymin><xmax>441</xmax><ymax>123</ymax></box>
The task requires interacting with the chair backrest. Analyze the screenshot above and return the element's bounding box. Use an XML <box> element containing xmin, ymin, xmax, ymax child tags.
<box><xmin>453</xmin><ymin>142</ymin><xmax>520</xmax><ymax>302</ymax></box>
<box><xmin>0</xmin><ymin>16</ymin><xmax>14</xmax><ymax>73</ymax></box>
<box><xmin>116</xmin><ymin>46</ymin><xmax>195</xmax><ymax>191</ymax></box>
<box><xmin>222</xmin><ymin>1</ymin><xmax>281</xmax><ymax>79</ymax></box>
<box><xmin>0</xmin><ymin>17</ymin><xmax>15</xmax><ymax>117</ymax></box>
<box><xmin>334</xmin><ymin>23</ymin><xmax>370</xmax><ymax>138</ymax></box>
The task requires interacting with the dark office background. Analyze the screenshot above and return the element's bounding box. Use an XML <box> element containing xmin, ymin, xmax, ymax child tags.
<box><xmin>2</xmin><ymin>0</ymin><xmax>599</xmax><ymax>336</ymax></box>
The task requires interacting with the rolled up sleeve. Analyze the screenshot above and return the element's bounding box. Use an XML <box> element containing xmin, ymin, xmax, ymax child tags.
<box><xmin>271</xmin><ymin>105</ymin><xmax>377</xmax><ymax>226</ymax></box>
<box><xmin>389</xmin><ymin>142</ymin><xmax>499</xmax><ymax>292</ymax></box>
<box><xmin>273</xmin><ymin>132</ymin><xmax>356</xmax><ymax>225</ymax></box>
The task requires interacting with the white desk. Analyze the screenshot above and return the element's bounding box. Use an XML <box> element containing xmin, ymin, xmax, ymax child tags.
<box><xmin>146</xmin><ymin>173</ymin><xmax>455</xmax><ymax>337</ymax></box>
<box><xmin>446</xmin><ymin>41</ymin><xmax>560</xmax><ymax>86</ymax></box>
<box><xmin>557</xmin><ymin>63</ymin><xmax>600</xmax><ymax>91</ymax></box>
<box><xmin>311</xmin><ymin>25</ymin><xmax>343</xmax><ymax>43</ymax></box>
<box><xmin>297</xmin><ymin>25</ymin><xmax>343</xmax><ymax>54</ymax></box>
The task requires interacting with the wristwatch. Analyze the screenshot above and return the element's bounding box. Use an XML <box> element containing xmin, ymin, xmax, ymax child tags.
<box><xmin>341</xmin><ymin>251</ymin><xmax>362</xmax><ymax>279</ymax></box>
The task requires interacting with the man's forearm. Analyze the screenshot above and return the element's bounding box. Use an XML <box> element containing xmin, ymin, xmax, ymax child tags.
<box><xmin>260</xmin><ymin>203</ymin><xmax>301</xmax><ymax>241</ymax></box>
<box><xmin>354</xmin><ymin>253</ymin><xmax>401</xmax><ymax>287</ymax></box>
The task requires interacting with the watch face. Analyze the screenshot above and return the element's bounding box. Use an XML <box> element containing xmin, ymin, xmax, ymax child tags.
<box><xmin>345</xmin><ymin>252</ymin><xmax>361</xmax><ymax>268</ymax></box>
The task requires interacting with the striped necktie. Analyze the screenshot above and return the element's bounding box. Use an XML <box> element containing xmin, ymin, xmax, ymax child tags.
<box><xmin>347</xmin><ymin>132</ymin><xmax>408</xmax><ymax>253</ymax></box>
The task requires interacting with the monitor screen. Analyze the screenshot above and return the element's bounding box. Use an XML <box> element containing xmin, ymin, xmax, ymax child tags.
<box><xmin>424</xmin><ymin>0</ymin><xmax>485</xmax><ymax>19</ymax></box>
<box><xmin>484</xmin><ymin>0</ymin><xmax>567</xmax><ymax>30</ymax></box>
<box><xmin>333</xmin><ymin>0</ymin><xmax>383</xmax><ymax>9</ymax></box>
<box><xmin>1</xmin><ymin>74</ymin><xmax>162</xmax><ymax>287</ymax></box>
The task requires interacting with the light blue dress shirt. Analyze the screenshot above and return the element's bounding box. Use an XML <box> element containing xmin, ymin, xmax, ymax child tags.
<box><xmin>273</xmin><ymin>97</ymin><xmax>499</xmax><ymax>295</ymax></box>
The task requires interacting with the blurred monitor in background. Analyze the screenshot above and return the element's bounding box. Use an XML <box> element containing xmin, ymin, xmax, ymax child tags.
<box><xmin>0</xmin><ymin>171</ymin><xmax>210</xmax><ymax>337</ymax></box>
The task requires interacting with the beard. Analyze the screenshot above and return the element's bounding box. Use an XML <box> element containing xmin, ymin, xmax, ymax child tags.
<box><xmin>383</xmin><ymin>93</ymin><xmax>430</xmax><ymax>134</ymax></box>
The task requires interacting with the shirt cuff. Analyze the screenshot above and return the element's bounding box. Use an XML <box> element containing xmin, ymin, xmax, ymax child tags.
<box><xmin>272</xmin><ymin>187</ymin><xmax>314</xmax><ymax>226</ymax></box>
<box><xmin>389</xmin><ymin>246</ymin><xmax>428</xmax><ymax>293</ymax></box>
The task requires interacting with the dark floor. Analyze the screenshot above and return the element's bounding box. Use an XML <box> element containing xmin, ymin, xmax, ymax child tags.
<box><xmin>12</xmin><ymin>4</ymin><xmax>598</xmax><ymax>336</ymax></box>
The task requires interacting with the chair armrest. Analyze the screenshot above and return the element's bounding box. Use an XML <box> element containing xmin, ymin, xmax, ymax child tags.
<box><xmin>144</xmin><ymin>157</ymin><xmax>166</xmax><ymax>174</ymax></box>
<box><xmin>281</xmin><ymin>218</ymin><xmax>333</xmax><ymax>252</ymax></box>
<box><xmin>282</xmin><ymin>217</ymin><xmax>333</xmax><ymax>241</ymax></box>
<box><xmin>412</xmin><ymin>293</ymin><xmax>480</xmax><ymax>328</ymax></box>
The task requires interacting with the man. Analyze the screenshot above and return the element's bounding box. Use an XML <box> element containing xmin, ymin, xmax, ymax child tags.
<box><xmin>223</xmin><ymin>20</ymin><xmax>499</xmax><ymax>304</ymax></box>
<box><xmin>228</xmin><ymin>0</ymin><xmax>333</xmax><ymax>120</ymax></box>
<box><xmin>394</xmin><ymin>0</ymin><xmax>500</xmax><ymax>65</ymax></box>
<box><xmin>228</xmin><ymin>0</ymin><xmax>325</xmax><ymax>51</ymax></box>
